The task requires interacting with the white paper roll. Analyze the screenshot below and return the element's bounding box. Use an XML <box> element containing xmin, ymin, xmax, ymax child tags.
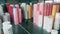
<box><xmin>0</xmin><ymin>5</ymin><xmax>4</xmax><ymax>13</ymax></box>
<box><xmin>54</xmin><ymin>0</ymin><xmax>60</xmax><ymax>3</ymax></box>
<box><xmin>3</xmin><ymin>21</ymin><xmax>13</xmax><ymax>34</ymax></box>
<box><xmin>54</xmin><ymin>13</ymin><xmax>60</xmax><ymax>30</ymax></box>
<box><xmin>3</xmin><ymin>13</ymin><xmax>10</xmax><ymax>22</ymax></box>
<box><xmin>43</xmin><ymin>16</ymin><xmax>53</xmax><ymax>32</ymax></box>
<box><xmin>51</xmin><ymin>30</ymin><xmax>58</xmax><ymax>34</ymax></box>
<box><xmin>21</xmin><ymin>3</ymin><xmax>28</xmax><ymax>19</ymax></box>
<box><xmin>45</xmin><ymin>1</ymin><xmax>53</xmax><ymax>3</ymax></box>
<box><xmin>38</xmin><ymin>15</ymin><xmax>43</xmax><ymax>27</ymax></box>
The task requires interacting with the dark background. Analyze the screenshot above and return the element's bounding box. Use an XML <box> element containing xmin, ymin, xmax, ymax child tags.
<box><xmin>0</xmin><ymin>0</ymin><xmax>45</xmax><ymax>3</ymax></box>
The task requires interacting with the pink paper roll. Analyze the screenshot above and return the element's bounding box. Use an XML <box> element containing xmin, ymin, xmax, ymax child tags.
<box><xmin>44</xmin><ymin>3</ymin><xmax>53</xmax><ymax>16</ymax></box>
<box><xmin>37</xmin><ymin>3</ymin><xmax>44</xmax><ymax>27</ymax></box>
<box><xmin>44</xmin><ymin>3</ymin><xmax>49</xmax><ymax>16</ymax></box>
<box><xmin>33</xmin><ymin>4</ymin><xmax>39</xmax><ymax>25</ymax></box>
<box><xmin>39</xmin><ymin>3</ymin><xmax>44</xmax><ymax>15</ymax></box>
<box><xmin>13</xmin><ymin>7</ymin><xmax>19</xmax><ymax>25</ymax></box>
<box><xmin>15</xmin><ymin>4</ymin><xmax>22</xmax><ymax>23</ymax></box>
<box><xmin>49</xmin><ymin>3</ymin><xmax>53</xmax><ymax>15</ymax></box>
<box><xmin>18</xmin><ymin>8</ymin><xmax>22</xmax><ymax>23</ymax></box>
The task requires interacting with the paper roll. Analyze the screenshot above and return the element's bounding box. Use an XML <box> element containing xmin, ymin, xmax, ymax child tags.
<box><xmin>56</xmin><ymin>4</ymin><xmax>60</xmax><ymax>13</ymax></box>
<box><xmin>5</xmin><ymin>13</ymin><xmax>10</xmax><ymax>21</ymax></box>
<box><xmin>54</xmin><ymin>13</ymin><xmax>60</xmax><ymax>30</ymax></box>
<box><xmin>37</xmin><ymin>3</ymin><xmax>44</xmax><ymax>27</ymax></box>
<box><xmin>43</xmin><ymin>3</ymin><xmax>53</xmax><ymax>16</ymax></box>
<box><xmin>27</xmin><ymin>5</ymin><xmax>33</xmax><ymax>19</ymax></box>
<box><xmin>54</xmin><ymin>0</ymin><xmax>60</xmax><ymax>3</ymax></box>
<box><xmin>52</xmin><ymin>5</ymin><xmax>57</xmax><ymax>18</ymax></box>
<box><xmin>43</xmin><ymin>3</ymin><xmax>54</xmax><ymax>32</ymax></box>
<box><xmin>39</xmin><ymin>3</ymin><xmax>44</xmax><ymax>15</ymax></box>
<box><xmin>33</xmin><ymin>4</ymin><xmax>39</xmax><ymax>25</ymax></box>
<box><xmin>13</xmin><ymin>7</ymin><xmax>19</xmax><ymax>25</ymax></box>
<box><xmin>45</xmin><ymin>1</ymin><xmax>53</xmax><ymax>3</ymax></box>
<box><xmin>54</xmin><ymin>4</ymin><xmax>60</xmax><ymax>30</ymax></box>
<box><xmin>51</xmin><ymin>30</ymin><xmax>58</xmax><ymax>34</ymax></box>
<box><xmin>43</xmin><ymin>16</ymin><xmax>53</xmax><ymax>32</ymax></box>
<box><xmin>21</xmin><ymin>3</ymin><xmax>28</xmax><ymax>19</ymax></box>
<box><xmin>0</xmin><ymin>5</ymin><xmax>4</xmax><ymax>13</ymax></box>
<box><xmin>43</xmin><ymin>3</ymin><xmax>49</xmax><ymax>16</ymax></box>
<box><xmin>3</xmin><ymin>13</ymin><xmax>10</xmax><ymax>22</ymax></box>
<box><xmin>3</xmin><ymin>21</ymin><xmax>13</xmax><ymax>34</ymax></box>
<box><xmin>6</xmin><ymin>4</ymin><xmax>13</xmax><ymax>19</ymax></box>
<box><xmin>15</xmin><ymin>4</ymin><xmax>22</xmax><ymax>23</ymax></box>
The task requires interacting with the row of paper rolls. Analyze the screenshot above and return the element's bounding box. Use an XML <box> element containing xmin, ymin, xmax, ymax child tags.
<box><xmin>0</xmin><ymin>1</ymin><xmax>60</xmax><ymax>34</ymax></box>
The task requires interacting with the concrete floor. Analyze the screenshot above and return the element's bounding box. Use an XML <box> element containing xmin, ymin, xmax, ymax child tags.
<box><xmin>12</xmin><ymin>20</ymin><xmax>60</xmax><ymax>34</ymax></box>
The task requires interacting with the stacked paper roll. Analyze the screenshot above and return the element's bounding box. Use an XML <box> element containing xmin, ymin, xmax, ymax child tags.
<box><xmin>54</xmin><ymin>13</ymin><xmax>60</xmax><ymax>30</ymax></box>
<box><xmin>52</xmin><ymin>5</ymin><xmax>57</xmax><ymax>18</ymax></box>
<box><xmin>27</xmin><ymin>5</ymin><xmax>33</xmax><ymax>19</ymax></box>
<box><xmin>3</xmin><ymin>13</ymin><xmax>13</xmax><ymax>34</ymax></box>
<box><xmin>43</xmin><ymin>2</ymin><xmax>53</xmax><ymax>32</ymax></box>
<box><xmin>33</xmin><ymin>4</ymin><xmax>39</xmax><ymax>25</ymax></box>
<box><xmin>49</xmin><ymin>3</ymin><xmax>53</xmax><ymax>15</ymax></box>
<box><xmin>13</xmin><ymin>7</ymin><xmax>19</xmax><ymax>25</ymax></box>
<box><xmin>45</xmin><ymin>1</ymin><xmax>53</xmax><ymax>3</ymax></box>
<box><xmin>5</xmin><ymin>13</ymin><xmax>10</xmax><ymax>21</ymax></box>
<box><xmin>43</xmin><ymin>2</ymin><xmax>53</xmax><ymax>16</ymax></box>
<box><xmin>54</xmin><ymin>0</ymin><xmax>60</xmax><ymax>3</ymax></box>
<box><xmin>6</xmin><ymin>4</ymin><xmax>13</xmax><ymax>19</ymax></box>
<box><xmin>3</xmin><ymin>22</ymin><xmax>13</xmax><ymax>34</ymax></box>
<box><xmin>43</xmin><ymin>16</ymin><xmax>53</xmax><ymax>32</ymax></box>
<box><xmin>54</xmin><ymin>4</ymin><xmax>60</xmax><ymax>30</ymax></box>
<box><xmin>52</xmin><ymin>4</ymin><xmax>57</xmax><ymax>29</ymax></box>
<box><xmin>39</xmin><ymin>3</ymin><xmax>44</xmax><ymax>15</ymax></box>
<box><xmin>45</xmin><ymin>1</ymin><xmax>53</xmax><ymax>16</ymax></box>
<box><xmin>56</xmin><ymin>4</ymin><xmax>60</xmax><ymax>13</ymax></box>
<box><xmin>51</xmin><ymin>30</ymin><xmax>58</xmax><ymax>34</ymax></box>
<box><xmin>18</xmin><ymin>8</ymin><xmax>22</xmax><ymax>23</ymax></box>
<box><xmin>15</xmin><ymin>4</ymin><xmax>22</xmax><ymax>23</ymax></box>
<box><xmin>0</xmin><ymin>5</ymin><xmax>4</xmax><ymax>14</ymax></box>
<box><xmin>21</xmin><ymin>3</ymin><xmax>28</xmax><ymax>19</ymax></box>
<box><xmin>37</xmin><ymin>3</ymin><xmax>44</xmax><ymax>27</ymax></box>
<box><xmin>3</xmin><ymin>13</ymin><xmax>10</xmax><ymax>22</ymax></box>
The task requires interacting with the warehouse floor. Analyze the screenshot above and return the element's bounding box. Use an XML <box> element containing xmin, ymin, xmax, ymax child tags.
<box><xmin>11</xmin><ymin>20</ymin><xmax>60</xmax><ymax>34</ymax></box>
